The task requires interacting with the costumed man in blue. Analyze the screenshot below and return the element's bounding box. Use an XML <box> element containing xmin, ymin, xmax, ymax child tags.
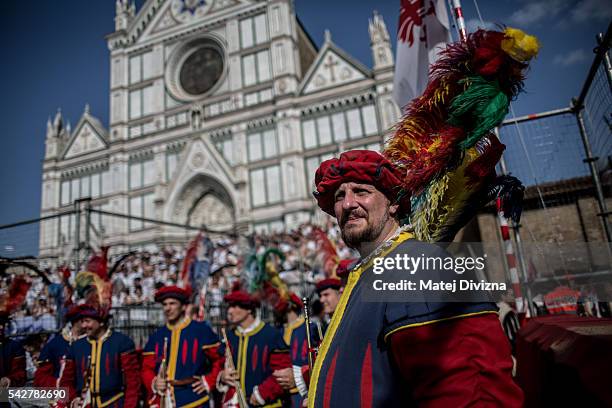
<box><xmin>304</xmin><ymin>25</ymin><xmax>541</xmax><ymax>407</ymax></box>
<box><xmin>0</xmin><ymin>312</ymin><xmax>26</xmax><ymax>388</ymax></box>
<box><xmin>0</xmin><ymin>275</ymin><xmax>29</xmax><ymax>397</ymax></box>
<box><xmin>59</xmin><ymin>305</ymin><xmax>140</xmax><ymax>408</ymax></box>
<box><xmin>272</xmin><ymin>292</ymin><xmax>321</xmax><ymax>408</ymax></box>
<box><xmin>141</xmin><ymin>285</ymin><xmax>225</xmax><ymax>408</ymax></box>
<box><xmin>34</xmin><ymin>304</ymin><xmax>88</xmax><ymax>387</ymax></box>
<box><xmin>219</xmin><ymin>289</ymin><xmax>292</xmax><ymax>407</ymax></box>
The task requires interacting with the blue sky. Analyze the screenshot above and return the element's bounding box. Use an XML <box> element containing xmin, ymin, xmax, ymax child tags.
<box><xmin>0</xmin><ymin>0</ymin><xmax>609</xmax><ymax>238</ymax></box>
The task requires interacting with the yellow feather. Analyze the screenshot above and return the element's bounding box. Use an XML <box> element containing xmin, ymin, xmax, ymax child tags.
<box><xmin>502</xmin><ymin>27</ymin><xmax>540</xmax><ymax>62</ymax></box>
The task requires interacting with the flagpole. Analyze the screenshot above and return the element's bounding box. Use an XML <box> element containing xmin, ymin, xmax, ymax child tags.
<box><xmin>450</xmin><ymin>0</ymin><xmax>467</xmax><ymax>41</ymax></box>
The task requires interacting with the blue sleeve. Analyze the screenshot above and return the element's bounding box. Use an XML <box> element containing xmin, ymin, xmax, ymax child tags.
<box><xmin>10</xmin><ymin>340</ymin><xmax>25</xmax><ymax>358</ymax></box>
<box><xmin>272</xmin><ymin>328</ymin><xmax>289</xmax><ymax>353</ymax></box>
<box><xmin>143</xmin><ymin>330</ymin><xmax>157</xmax><ymax>354</ymax></box>
<box><xmin>38</xmin><ymin>337</ymin><xmax>54</xmax><ymax>363</ymax></box>
<box><xmin>118</xmin><ymin>333</ymin><xmax>136</xmax><ymax>354</ymax></box>
<box><xmin>199</xmin><ymin>321</ymin><xmax>221</xmax><ymax>346</ymax></box>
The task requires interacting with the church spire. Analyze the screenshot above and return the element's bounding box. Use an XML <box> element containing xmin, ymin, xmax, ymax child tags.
<box><xmin>115</xmin><ymin>0</ymin><xmax>135</xmax><ymax>31</ymax></box>
<box><xmin>369</xmin><ymin>11</ymin><xmax>393</xmax><ymax>71</ymax></box>
<box><xmin>46</xmin><ymin>117</ymin><xmax>54</xmax><ymax>139</ymax></box>
<box><xmin>53</xmin><ymin>108</ymin><xmax>64</xmax><ymax>135</ymax></box>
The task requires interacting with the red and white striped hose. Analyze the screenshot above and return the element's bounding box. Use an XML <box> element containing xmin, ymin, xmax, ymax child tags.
<box><xmin>496</xmin><ymin>198</ymin><xmax>525</xmax><ymax>314</ymax></box>
<box><xmin>451</xmin><ymin>0</ymin><xmax>467</xmax><ymax>41</ymax></box>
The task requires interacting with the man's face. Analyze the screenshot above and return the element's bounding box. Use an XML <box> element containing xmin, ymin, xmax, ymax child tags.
<box><xmin>81</xmin><ymin>317</ymin><xmax>103</xmax><ymax>338</ymax></box>
<box><xmin>333</xmin><ymin>182</ymin><xmax>398</xmax><ymax>248</ymax></box>
<box><xmin>227</xmin><ymin>304</ymin><xmax>251</xmax><ymax>325</ymax></box>
<box><xmin>72</xmin><ymin>319</ymin><xmax>86</xmax><ymax>336</ymax></box>
<box><xmin>162</xmin><ymin>298</ymin><xmax>186</xmax><ymax>323</ymax></box>
<box><xmin>319</xmin><ymin>288</ymin><xmax>340</xmax><ymax>315</ymax></box>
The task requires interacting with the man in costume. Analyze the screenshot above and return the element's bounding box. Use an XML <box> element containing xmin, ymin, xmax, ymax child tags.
<box><xmin>306</xmin><ymin>26</ymin><xmax>541</xmax><ymax>408</ymax></box>
<box><xmin>141</xmin><ymin>285</ymin><xmax>224</xmax><ymax>408</ymax></box>
<box><xmin>272</xmin><ymin>292</ymin><xmax>321</xmax><ymax>407</ymax></box>
<box><xmin>0</xmin><ymin>312</ymin><xmax>26</xmax><ymax>389</ymax></box>
<box><xmin>34</xmin><ymin>304</ymin><xmax>87</xmax><ymax>387</ymax></box>
<box><xmin>219</xmin><ymin>290</ymin><xmax>291</xmax><ymax>407</ymax></box>
<box><xmin>314</xmin><ymin>279</ymin><xmax>342</xmax><ymax>322</ymax></box>
<box><xmin>59</xmin><ymin>305</ymin><xmax>140</xmax><ymax>408</ymax></box>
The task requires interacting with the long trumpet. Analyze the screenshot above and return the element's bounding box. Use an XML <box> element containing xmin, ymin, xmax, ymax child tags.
<box><xmin>303</xmin><ymin>297</ymin><xmax>318</xmax><ymax>372</ymax></box>
<box><xmin>81</xmin><ymin>355</ymin><xmax>92</xmax><ymax>408</ymax></box>
<box><xmin>221</xmin><ymin>327</ymin><xmax>249</xmax><ymax>408</ymax></box>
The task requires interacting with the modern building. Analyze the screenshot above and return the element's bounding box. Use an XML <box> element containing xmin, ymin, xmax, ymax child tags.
<box><xmin>39</xmin><ymin>0</ymin><xmax>400</xmax><ymax>257</ymax></box>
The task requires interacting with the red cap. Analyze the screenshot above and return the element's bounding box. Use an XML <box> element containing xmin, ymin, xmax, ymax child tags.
<box><xmin>313</xmin><ymin>150</ymin><xmax>410</xmax><ymax>217</ymax></box>
<box><xmin>316</xmin><ymin>278</ymin><xmax>342</xmax><ymax>294</ymax></box>
<box><xmin>78</xmin><ymin>304</ymin><xmax>105</xmax><ymax>321</ymax></box>
<box><xmin>274</xmin><ymin>292</ymin><xmax>304</xmax><ymax>314</ymax></box>
<box><xmin>224</xmin><ymin>290</ymin><xmax>260</xmax><ymax>310</ymax></box>
<box><xmin>65</xmin><ymin>304</ymin><xmax>92</xmax><ymax>323</ymax></box>
<box><xmin>289</xmin><ymin>292</ymin><xmax>304</xmax><ymax>310</ymax></box>
<box><xmin>154</xmin><ymin>286</ymin><xmax>192</xmax><ymax>304</ymax></box>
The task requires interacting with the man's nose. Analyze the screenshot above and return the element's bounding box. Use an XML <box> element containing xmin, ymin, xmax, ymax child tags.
<box><xmin>341</xmin><ymin>190</ymin><xmax>358</xmax><ymax>210</ymax></box>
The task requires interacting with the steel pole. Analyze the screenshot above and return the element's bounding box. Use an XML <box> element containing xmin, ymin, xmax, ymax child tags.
<box><xmin>597</xmin><ymin>32</ymin><xmax>612</xmax><ymax>91</ymax></box>
<box><xmin>574</xmin><ymin>105</ymin><xmax>612</xmax><ymax>242</ymax></box>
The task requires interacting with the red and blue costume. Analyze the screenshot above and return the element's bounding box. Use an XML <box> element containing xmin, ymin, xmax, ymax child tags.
<box><xmin>223</xmin><ymin>290</ymin><xmax>292</xmax><ymax>407</ymax></box>
<box><xmin>308</xmin><ymin>150</ymin><xmax>524</xmax><ymax>407</ymax></box>
<box><xmin>280</xmin><ymin>294</ymin><xmax>321</xmax><ymax>407</ymax></box>
<box><xmin>142</xmin><ymin>286</ymin><xmax>224</xmax><ymax>408</ymax></box>
<box><xmin>34</xmin><ymin>304</ymin><xmax>87</xmax><ymax>387</ymax></box>
<box><xmin>0</xmin><ymin>337</ymin><xmax>26</xmax><ymax>387</ymax></box>
<box><xmin>59</xmin><ymin>307</ymin><xmax>140</xmax><ymax>408</ymax></box>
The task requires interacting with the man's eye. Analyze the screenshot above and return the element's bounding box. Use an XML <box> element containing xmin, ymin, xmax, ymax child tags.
<box><xmin>335</xmin><ymin>194</ymin><xmax>344</xmax><ymax>201</ymax></box>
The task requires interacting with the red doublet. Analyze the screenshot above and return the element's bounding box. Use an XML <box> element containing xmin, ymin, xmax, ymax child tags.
<box><xmin>389</xmin><ymin>314</ymin><xmax>523</xmax><ymax>407</ymax></box>
<box><xmin>33</xmin><ymin>361</ymin><xmax>56</xmax><ymax>387</ymax></box>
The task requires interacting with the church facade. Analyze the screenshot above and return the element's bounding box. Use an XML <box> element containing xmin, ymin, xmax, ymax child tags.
<box><xmin>39</xmin><ymin>0</ymin><xmax>399</xmax><ymax>257</ymax></box>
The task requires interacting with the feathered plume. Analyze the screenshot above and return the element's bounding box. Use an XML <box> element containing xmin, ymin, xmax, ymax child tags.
<box><xmin>309</xmin><ymin>227</ymin><xmax>340</xmax><ymax>278</ymax></box>
<box><xmin>0</xmin><ymin>275</ymin><xmax>31</xmax><ymax>317</ymax></box>
<box><xmin>384</xmin><ymin>27</ymin><xmax>539</xmax><ymax>241</ymax></box>
<box><xmin>75</xmin><ymin>248</ymin><xmax>112</xmax><ymax>318</ymax></box>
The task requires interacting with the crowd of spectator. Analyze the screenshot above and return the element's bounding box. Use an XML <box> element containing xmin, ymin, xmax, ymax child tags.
<box><xmin>4</xmin><ymin>221</ymin><xmax>355</xmax><ymax>336</ymax></box>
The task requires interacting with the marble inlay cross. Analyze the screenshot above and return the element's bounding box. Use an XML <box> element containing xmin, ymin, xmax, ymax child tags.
<box><xmin>323</xmin><ymin>55</ymin><xmax>339</xmax><ymax>82</ymax></box>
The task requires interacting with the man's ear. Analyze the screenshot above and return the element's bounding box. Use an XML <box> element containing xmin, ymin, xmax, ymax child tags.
<box><xmin>389</xmin><ymin>203</ymin><xmax>399</xmax><ymax>217</ymax></box>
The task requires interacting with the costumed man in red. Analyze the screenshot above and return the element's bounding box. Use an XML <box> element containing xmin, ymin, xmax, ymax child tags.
<box><xmin>59</xmin><ymin>305</ymin><xmax>140</xmax><ymax>408</ymax></box>
<box><xmin>314</xmin><ymin>279</ymin><xmax>342</xmax><ymax>324</ymax></box>
<box><xmin>0</xmin><ymin>312</ymin><xmax>26</xmax><ymax>389</ymax></box>
<box><xmin>34</xmin><ymin>304</ymin><xmax>88</xmax><ymax>387</ymax></box>
<box><xmin>305</xmin><ymin>24</ymin><xmax>541</xmax><ymax>407</ymax></box>
<box><xmin>306</xmin><ymin>149</ymin><xmax>523</xmax><ymax>407</ymax></box>
<box><xmin>219</xmin><ymin>290</ymin><xmax>291</xmax><ymax>407</ymax></box>
<box><xmin>272</xmin><ymin>293</ymin><xmax>321</xmax><ymax>408</ymax></box>
<box><xmin>0</xmin><ymin>275</ymin><xmax>29</xmax><ymax>395</ymax></box>
<box><xmin>141</xmin><ymin>285</ymin><xmax>224</xmax><ymax>408</ymax></box>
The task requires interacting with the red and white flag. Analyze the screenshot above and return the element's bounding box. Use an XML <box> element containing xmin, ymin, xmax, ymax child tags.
<box><xmin>393</xmin><ymin>0</ymin><xmax>451</xmax><ymax>110</ymax></box>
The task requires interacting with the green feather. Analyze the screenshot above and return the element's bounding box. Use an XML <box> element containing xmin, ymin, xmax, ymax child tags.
<box><xmin>447</xmin><ymin>76</ymin><xmax>509</xmax><ymax>149</ymax></box>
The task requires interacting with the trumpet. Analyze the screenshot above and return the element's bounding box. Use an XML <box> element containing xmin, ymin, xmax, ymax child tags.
<box><xmin>303</xmin><ymin>297</ymin><xmax>318</xmax><ymax>372</ymax></box>
<box><xmin>221</xmin><ymin>327</ymin><xmax>248</xmax><ymax>408</ymax></box>
<box><xmin>149</xmin><ymin>337</ymin><xmax>173</xmax><ymax>408</ymax></box>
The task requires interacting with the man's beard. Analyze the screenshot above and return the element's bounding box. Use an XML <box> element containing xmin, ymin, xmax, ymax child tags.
<box><xmin>340</xmin><ymin>208</ymin><xmax>390</xmax><ymax>249</ymax></box>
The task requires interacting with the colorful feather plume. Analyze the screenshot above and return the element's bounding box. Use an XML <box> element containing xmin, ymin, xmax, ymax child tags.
<box><xmin>384</xmin><ymin>27</ymin><xmax>539</xmax><ymax>241</ymax></box>
<box><xmin>0</xmin><ymin>275</ymin><xmax>31</xmax><ymax>317</ymax></box>
<box><xmin>309</xmin><ymin>227</ymin><xmax>340</xmax><ymax>278</ymax></box>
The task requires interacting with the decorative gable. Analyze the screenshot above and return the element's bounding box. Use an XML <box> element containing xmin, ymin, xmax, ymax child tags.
<box><xmin>299</xmin><ymin>37</ymin><xmax>370</xmax><ymax>95</ymax></box>
<box><xmin>131</xmin><ymin>0</ymin><xmax>252</xmax><ymax>44</ymax></box>
<box><xmin>63</xmin><ymin>109</ymin><xmax>108</xmax><ymax>159</ymax></box>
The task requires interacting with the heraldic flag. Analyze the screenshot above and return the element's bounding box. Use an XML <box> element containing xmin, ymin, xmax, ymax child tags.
<box><xmin>393</xmin><ymin>0</ymin><xmax>451</xmax><ymax>109</ymax></box>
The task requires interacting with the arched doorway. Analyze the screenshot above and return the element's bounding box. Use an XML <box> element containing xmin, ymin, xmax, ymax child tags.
<box><xmin>172</xmin><ymin>174</ymin><xmax>235</xmax><ymax>232</ymax></box>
